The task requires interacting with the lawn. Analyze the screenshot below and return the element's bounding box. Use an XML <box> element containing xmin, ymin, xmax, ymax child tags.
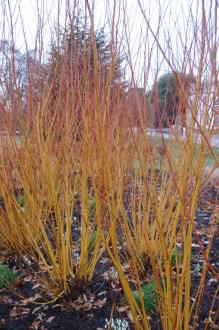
<box><xmin>147</xmin><ymin>134</ymin><xmax>219</xmax><ymax>167</ymax></box>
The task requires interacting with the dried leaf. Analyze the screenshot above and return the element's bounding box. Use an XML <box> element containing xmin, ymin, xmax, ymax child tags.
<box><xmin>82</xmin><ymin>302</ymin><xmax>93</xmax><ymax>311</ymax></box>
<box><xmin>21</xmin><ymin>293</ymin><xmax>41</xmax><ymax>304</ymax></box>
<box><xmin>52</xmin><ymin>304</ymin><xmax>61</xmax><ymax>309</ymax></box>
<box><xmin>94</xmin><ymin>298</ymin><xmax>107</xmax><ymax>308</ymax></box>
<box><xmin>10</xmin><ymin>307</ymin><xmax>18</xmax><ymax>318</ymax></box>
<box><xmin>0</xmin><ymin>319</ymin><xmax>6</xmax><ymax>326</ymax></box>
<box><xmin>36</xmin><ymin>313</ymin><xmax>45</xmax><ymax>322</ymax></box>
<box><xmin>100</xmin><ymin>257</ymin><xmax>109</xmax><ymax>264</ymax></box>
<box><xmin>32</xmin><ymin>307</ymin><xmax>42</xmax><ymax>314</ymax></box>
<box><xmin>69</xmin><ymin>302</ymin><xmax>92</xmax><ymax>311</ymax></box>
<box><xmin>0</xmin><ymin>296</ymin><xmax>13</xmax><ymax>304</ymax></box>
<box><xmin>97</xmin><ymin>290</ymin><xmax>107</xmax><ymax>297</ymax></box>
<box><xmin>21</xmin><ymin>308</ymin><xmax>31</xmax><ymax>315</ymax></box>
<box><xmin>73</xmin><ymin>296</ymin><xmax>84</xmax><ymax>304</ymax></box>
<box><xmin>116</xmin><ymin>306</ymin><xmax>127</xmax><ymax>313</ymax></box>
<box><xmin>32</xmin><ymin>283</ymin><xmax>41</xmax><ymax>290</ymax></box>
<box><xmin>23</xmin><ymin>275</ymin><xmax>33</xmax><ymax>282</ymax></box>
<box><xmin>46</xmin><ymin>316</ymin><xmax>55</xmax><ymax>323</ymax></box>
<box><xmin>29</xmin><ymin>320</ymin><xmax>41</xmax><ymax>330</ymax></box>
<box><xmin>127</xmin><ymin>310</ymin><xmax>134</xmax><ymax>323</ymax></box>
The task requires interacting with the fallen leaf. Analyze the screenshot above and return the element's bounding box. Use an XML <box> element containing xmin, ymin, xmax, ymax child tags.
<box><xmin>36</xmin><ymin>313</ymin><xmax>45</xmax><ymax>322</ymax></box>
<box><xmin>32</xmin><ymin>283</ymin><xmax>41</xmax><ymax>290</ymax></box>
<box><xmin>0</xmin><ymin>296</ymin><xmax>13</xmax><ymax>304</ymax></box>
<box><xmin>73</xmin><ymin>296</ymin><xmax>84</xmax><ymax>304</ymax></box>
<box><xmin>94</xmin><ymin>298</ymin><xmax>107</xmax><ymax>308</ymax></box>
<box><xmin>116</xmin><ymin>306</ymin><xmax>127</xmax><ymax>313</ymax></box>
<box><xmin>23</xmin><ymin>275</ymin><xmax>33</xmax><ymax>282</ymax></box>
<box><xmin>68</xmin><ymin>302</ymin><xmax>93</xmax><ymax>311</ymax></box>
<box><xmin>52</xmin><ymin>304</ymin><xmax>61</xmax><ymax>309</ymax></box>
<box><xmin>100</xmin><ymin>257</ymin><xmax>109</xmax><ymax>264</ymax></box>
<box><xmin>32</xmin><ymin>307</ymin><xmax>42</xmax><ymax>314</ymax></box>
<box><xmin>46</xmin><ymin>316</ymin><xmax>55</xmax><ymax>323</ymax></box>
<box><xmin>0</xmin><ymin>319</ymin><xmax>6</xmax><ymax>326</ymax></box>
<box><xmin>82</xmin><ymin>302</ymin><xmax>93</xmax><ymax>311</ymax></box>
<box><xmin>29</xmin><ymin>320</ymin><xmax>41</xmax><ymax>330</ymax></box>
<box><xmin>21</xmin><ymin>294</ymin><xmax>41</xmax><ymax>304</ymax></box>
<box><xmin>10</xmin><ymin>307</ymin><xmax>18</xmax><ymax>318</ymax></box>
<box><xmin>97</xmin><ymin>291</ymin><xmax>107</xmax><ymax>297</ymax></box>
<box><xmin>127</xmin><ymin>310</ymin><xmax>134</xmax><ymax>323</ymax></box>
<box><xmin>21</xmin><ymin>308</ymin><xmax>31</xmax><ymax>315</ymax></box>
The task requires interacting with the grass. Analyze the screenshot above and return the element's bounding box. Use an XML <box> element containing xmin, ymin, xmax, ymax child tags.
<box><xmin>145</xmin><ymin>134</ymin><xmax>219</xmax><ymax>167</ymax></box>
<box><xmin>205</xmin><ymin>147</ymin><xmax>219</xmax><ymax>166</ymax></box>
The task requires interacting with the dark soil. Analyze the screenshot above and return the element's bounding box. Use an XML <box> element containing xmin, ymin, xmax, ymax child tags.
<box><xmin>0</xmin><ymin>185</ymin><xmax>218</xmax><ymax>330</ymax></box>
<box><xmin>0</xmin><ymin>252</ymin><xmax>131</xmax><ymax>330</ymax></box>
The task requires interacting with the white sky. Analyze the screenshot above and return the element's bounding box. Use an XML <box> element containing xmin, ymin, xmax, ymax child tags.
<box><xmin>0</xmin><ymin>0</ymin><xmax>216</xmax><ymax>87</ymax></box>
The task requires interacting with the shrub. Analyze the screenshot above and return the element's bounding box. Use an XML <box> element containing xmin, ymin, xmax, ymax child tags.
<box><xmin>0</xmin><ymin>264</ymin><xmax>17</xmax><ymax>289</ymax></box>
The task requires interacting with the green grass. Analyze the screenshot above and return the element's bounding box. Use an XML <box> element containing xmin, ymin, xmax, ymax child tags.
<box><xmin>204</xmin><ymin>147</ymin><xmax>219</xmax><ymax>166</ymax></box>
<box><xmin>147</xmin><ymin>135</ymin><xmax>219</xmax><ymax>167</ymax></box>
<box><xmin>132</xmin><ymin>134</ymin><xmax>219</xmax><ymax>174</ymax></box>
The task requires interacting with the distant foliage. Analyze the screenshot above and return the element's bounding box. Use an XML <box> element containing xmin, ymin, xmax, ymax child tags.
<box><xmin>48</xmin><ymin>12</ymin><xmax>125</xmax><ymax>102</ymax></box>
<box><xmin>157</xmin><ymin>73</ymin><xmax>178</xmax><ymax>126</ymax></box>
<box><xmin>155</xmin><ymin>72</ymin><xmax>193</xmax><ymax>127</ymax></box>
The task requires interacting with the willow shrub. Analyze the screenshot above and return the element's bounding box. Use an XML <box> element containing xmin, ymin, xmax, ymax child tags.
<box><xmin>0</xmin><ymin>1</ymin><xmax>218</xmax><ymax>325</ymax></box>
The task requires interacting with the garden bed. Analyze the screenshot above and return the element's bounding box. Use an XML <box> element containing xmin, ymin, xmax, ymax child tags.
<box><xmin>0</xmin><ymin>184</ymin><xmax>218</xmax><ymax>330</ymax></box>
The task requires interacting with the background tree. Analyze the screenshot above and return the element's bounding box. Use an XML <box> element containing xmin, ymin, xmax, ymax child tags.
<box><xmin>48</xmin><ymin>12</ymin><xmax>125</xmax><ymax>107</ymax></box>
<box><xmin>0</xmin><ymin>40</ymin><xmax>28</xmax><ymax>131</ymax></box>
<box><xmin>44</xmin><ymin>12</ymin><xmax>127</xmax><ymax>141</ymax></box>
<box><xmin>0</xmin><ymin>40</ymin><xmax>26</xmax><ymax>107</ymax></box>
<box><xmin>154</xmin><ymin>72</ymin><xmax>194</xmax><ymax>128</ymax></box>
<box><xmin>0</xmin><ymin>40</ymin><xmax>48</xmax><ymax>132</ymax></box>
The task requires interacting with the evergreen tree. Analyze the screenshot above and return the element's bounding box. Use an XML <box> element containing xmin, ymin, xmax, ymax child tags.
<box><xmin>48</xmin><ymin>12</ymin><xmax>125</xmax><ymax>104</ymax></box>
<box><xmin>155</xmin><ymin>72</ymin><xmax>193</xmax><ymax>127</ymax></box>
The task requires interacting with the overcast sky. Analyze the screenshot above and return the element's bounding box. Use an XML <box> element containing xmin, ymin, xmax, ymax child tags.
<box><xmin>0</xmin><ymin>0</ymin><xmax>216</xmax><ymax>87</ymax></box>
